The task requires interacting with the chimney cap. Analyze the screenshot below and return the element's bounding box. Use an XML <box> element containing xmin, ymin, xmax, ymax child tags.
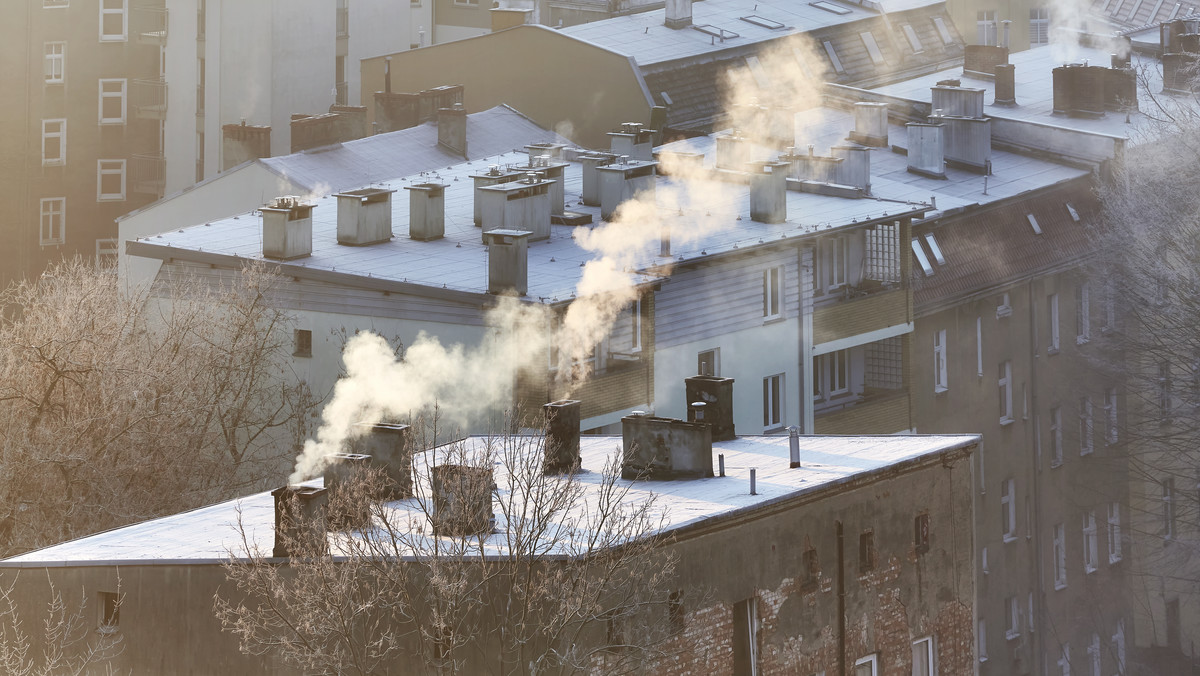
<box><xmin>403</xmin><ymin>182</ymin><xmax>448</xmax><ymax>193</ymax></box>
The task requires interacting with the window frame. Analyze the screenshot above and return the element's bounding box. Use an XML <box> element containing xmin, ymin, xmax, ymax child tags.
<box><xmin>858</xmin><ymin>530</ymin><xmax>876</xmax><ymax>573</ymax></box>
<box><xmin>732</xmin><ymin>596</ymin><xmax>760</xmax><ymax>676</ymax></box>
<box><xmin>99</xmin><ymin>0</ymin><xmax>128</xmax><ymax>42</ymax></box>
<box><xmin>97</xmin><ymin>591</ymin><xmax>120</xmax><ymax>633</ymax></box>
<box><xmin>1047</xmin><ymin>293</ymin><xmax>1060</xmax><ymax>353</ymax></box>
<box><xmin>853</xmin><ymin>653</ymin><xmax>879</xmax><ymax>676</ymax></box>
<box><xmin>628</xmin><ymin>298</ymin><xmax>642</xmax><ymax>353</ymax></box>
<box><xmin>933</xmin><ymin>329</ymin><xmax>948</xmax><ymax>393</ymax></box>
<box><xmin>1076</xmin><ymin>283</ymin><xmax>1090</xmax><ymax>343</ymax></box>
<box><xmin>44</xmin><ymin>41</ymin><xmax>65</xmax><ymax>84</ymax></box>
<box><xmin>1053</xmin><ymin>522</ymin><xmax>1067</xmax><ymax>589</ymax></box>
<box><xmin>1005</xmin><ymin>595</ymin><xmax>1020</xmax><ymax>640</ymax></box>
<box><xmin>762</xmin><ymin>373</ymin><xmax>784</xmax><ymax>431</ymax></box>
<box><xmin>39</xmin><ymin>197</ymin><xmax>65</xmax><ymax>246</ymax></box>
<box><xmin>95</xmin><ymin>238</ymin><xmax>118</xmax><ymax>266</ymax></box>
<box><xmin>762</xmin><ymin>266</ymin><xmax>783</xmax><ymax>320</ymax></box>
<box><xmin>41</xmin><ymin>118</ymin><xmax>66</xmax><ymax>166</ymax></box>
<box><xmin>911</xmin><ymin>636</ymin><xmax>935</xmax><ymax>676</ymax></box>
<box><xmin>998</xmin><ymin>360</ymin><xmax>1013</xmax><ymax>424</ymax></box>
<box><xmin>1078</xmin><ymin>397</ymin><xmax>1093</xmax><ymax>455</ymax></box>
<box><xmin>1001</xmin><ymin>478</ymin><xmax>1017</xmax><ymax>541</ymax></box>
<box><xmin>98</xmin><ymin>78</ymin><xmax>127</xmax><ymax>125</ymax></box>
<box><xmin>1049</xmin><ymin>406</ymin><xmax>1063</xmax><ymax>467</ymax></box>
<box><xmin>1107</xmin><ymin>502</ymin><xmax>1122</xmax><ymax>563</ymax></box>
<box><xmin>1163</xmin><ymin>477</ymin><xmax>1176</xmax><ymax>540</ymax></box>
<box><xmin>1030</xmin><ymin>7</ymin><xmax>1050</xmax><ymax>46</ymax></box>
<box><xmin>96</xmin><ymin>159</ymin><xmax>126</xmax><ymax>201</ymax></box>
<box><xmin>1083</xmin><ymin>510</ymin><xmax>1098</xmax><ymax>573</ymax></box>
<box><xmin>1104</xmin><ymin>387</ymin><xmax>1118</xmax><ymax>444</ymax></box>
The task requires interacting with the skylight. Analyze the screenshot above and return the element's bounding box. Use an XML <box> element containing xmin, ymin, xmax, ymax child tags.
<box><xmin>692</xmin><ymin>24</ymin><xmax>740</xmax><ymax>41</ymax></box>
<box><xmin>912</xmin><ymin>239</ymin><xmax>935</xmax><ymax>276</ymax></box>
<box><xmin>932</xmin><ymin>17</ymin><xmax>955</xmax><ymax>45</ymax></box>
<box><xmin>1065</xmin><ymin>203</ymin><xmax>1081</xmax><ymax>223</ymax></box>
<box><xmin>823</xmin><ymin>41</ymin><xmax>846</xmax><ymax>74</ymax></box>
<box><xmin>924</xmin><ymin>233</ymin><xmax>946</xmax><ymax>265</ymax></box>
<box><xmin>810</xmin><ymin>1</ymin><xmax>852</xmax><ymax>15</ymax></box>
<box><xmin>1027</xmin><ymin>214</ymin><xmax>1043</xmax><ymax>235</ymax></box>
<box><xmin>740</xmin><ymin>14</ymin><xmax>785</xmax><ymax>30</ymax></box>
<box><xmin>903</xmin><ymin>24</ymin><xmax>924</xmax><ymax>52</ymax></box>
<box><xmin>745</xmin><ymin>55</ymin><xmax>772</xmax><ymax>88</ymax></box>
<box><xmin>861</xmin><ymin>32</ymin><xmax>885</xmax><ymax>65</ymax></box>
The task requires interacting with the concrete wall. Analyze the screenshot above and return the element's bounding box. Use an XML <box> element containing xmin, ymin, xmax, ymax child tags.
<box><xmin>360</xmin><ymin>25</ymin><xmax>652</xmax><ymax>149</ymax></box>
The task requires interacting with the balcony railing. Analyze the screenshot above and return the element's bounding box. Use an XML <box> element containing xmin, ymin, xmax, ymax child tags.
<box><xmin>133</xmin><ymin>79</ymin><xmax>168</xmax><ymax>120</ymax></box>
<box><xmin>131</xmin><ymin>154</ymin><xmax>166</xmax><ymax>197</ymax></box>
<box><xmin>335</xmin><ymin>81</ymin><xmax>348</xmax><ymax>106</ymax></box>
<box><xmin>336</xmin><ymin>7</ymin><xmax>349</xmax><ymax>37</ymax></box>
<box><xmin>133</xmin><ymin>6</ymin><xmax>168</xmax><ymax>45</ymax></box>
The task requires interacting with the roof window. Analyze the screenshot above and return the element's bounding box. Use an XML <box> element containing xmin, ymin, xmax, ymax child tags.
<box><xmin>861</xmin><ymin>32</ymin><xmax>885</xmax><ymax>65</ymax></box>
<box><xmin>1065</xmin><ymin>203</ymin><xmax>1081</xmax><ymax>223</ymax></box>
<box><xmin>1027</xmin><ymin>214</ymin><xmax>1043</xmax><ymax>235</ymax></box>
<box><xmin>740</xmin><ymin>14</ymin><xmax>784</xmax><ymax>29</ymax></box>
<box><xmin>924</xmin><ymin>233</ymin><xmax>946</xmax><ymax>265</ymax></box>
<box><xmin>811</xmin><ymin>1</ymin><xmax>851</xmax><ymax>15</ymax></box>
<box><xmin>823</xmin><ymin>41</ymin><xmax>846</xmax><ymax>74</ymax></box>
<box><xmin>912</xmin><ymin>238</ymin><xmax>935</xmax><ymax>276</ymax></box>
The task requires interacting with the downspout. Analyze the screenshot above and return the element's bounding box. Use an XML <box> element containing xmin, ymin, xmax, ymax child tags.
<box><xmin>837</xmin><ymin>519</ymin><xmax>846</xmax><ymax>676</ymax></box>
<box><xmin>1028</xmin><ymin>283</ymin><xmax>1046</xmax><ymax>675</ymax></box>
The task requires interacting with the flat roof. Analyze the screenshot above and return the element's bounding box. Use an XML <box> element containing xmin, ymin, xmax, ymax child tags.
<box><xmin>0</xmin><ymin>433</ymin><xmax>978</xmax><ymax>566</ymax></box>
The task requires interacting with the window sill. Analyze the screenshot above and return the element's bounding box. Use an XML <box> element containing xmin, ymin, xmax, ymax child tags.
<box><xmin>996</xmin><ymin>306</ymin><xmax>1012</xmax><ymax>319</ymax></box>
<box><xmin>999</xmin><ymin>417</ymin><xmax>1015</xmax><ymax>427</ymax></box>
<box><xmin>1085</xmin><ymin>565</ymin><xmax>1097</xmax><ymax>574</ymax></box>
<box><xmin>1003</xmin><ymin>534</ymin><xmax>1017</xmax><ymax>544</ymax></box>
<box><xmin>934</xmin><ymin>386</ymin><xmax>949</xmax><ymax>396</ymax></box>
<box><xmin>293</xmin><ymin>352</ymin><xmax>312</xmax><ymax>359</ymax></box>
<box><xmin>1006</xmin><ymin>631</ymin><xmax>1020</xmax><ymax>641</ymax></box>
<box><xmin>762</xmin><ymin>315</ymin><xmax>785</xmax><ymax>325</ymax></box>
<box><xmin>1046</xmin><ymin>347</ymin><xmax>1060</xmax><ymax>356</ymax></box>
<box><xmin>99</xmin><ymin>36</ymin><xmax>128</xmax><ymax>43</ymax></box>
<box><xmin>45</xmin><ymin>80</ymin><xmax>64</xmax><ymax>86</ymax></box>
<box><xmin>1080</xmin><ymin>448</ymin><xmax>1093</xmax><ymax>457</ymax></box>
<box><xmin>1076</xmin><ymin>336</ymin><xmax>1090</xmax><ymax>346</ymax></box>
<box><xmin>1109</xmin><ymin>555</ymin><xmax>1122</xmax><ymax>565</ymax></box>
<box><xmin>1050</xmin><ymin>460</ymin><xmax>1062</xmax><ymax>469</ymax></box>
<box><xmin>1054</xmin><ymin>581</ymin><xmax>1067</xmax><ymax>591</ymax></box>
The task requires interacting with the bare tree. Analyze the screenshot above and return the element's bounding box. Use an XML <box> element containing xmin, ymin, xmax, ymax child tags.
<box><xmin>0</xmin><ymin>572</ymin><xmax>123</xmax><ymax>675</ymax></box>
<box><xmin>0</xmin><ymin>258</ymin><xmax>316</xmax><ymax>556</ymax></box>
<box><xmin>214</xmin><ymin>416</ymin><xmax>698</xmax><ymax>676</ymax></box>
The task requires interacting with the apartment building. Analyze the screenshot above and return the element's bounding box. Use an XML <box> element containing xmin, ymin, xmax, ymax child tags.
<box><xmin>0</xmin><ymin>417</ymin><xmax>980</xmax><ymax>674</ymax></box>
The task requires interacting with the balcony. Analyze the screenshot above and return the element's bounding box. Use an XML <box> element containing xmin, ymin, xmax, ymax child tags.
<box><xmin>133</xmin><ymin>6</ymin><xmax>168</xmax><ymax>46</ymax></box>
<box><xmin>515</xmin><ymin>356</ymin><xmax>651</xmax><ymax>422</ymax></box>
<box><xmin>335</xmin><ymin>81</ymin><xmax>348</xmax><ymax>106</ymax></box>
<box><xmin>132</xmin><ymin>79</ymin><xmax>168</xmax><ymax>120</ymax></box>
<box><xmin>336</xmin><ymin>7</ymin><xmax>349</xmax><ymax>38</ymax></box>
<box><xmin>130</xmin><ymin>154</ymin><xmax>166</xmax><ymax>197</ymax></box>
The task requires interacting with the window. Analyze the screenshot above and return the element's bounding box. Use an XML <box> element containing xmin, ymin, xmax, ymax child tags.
<box><xmin>923</xmin><ymin>233</ymin><xmax>945</xmax><ymax>265</ymax></box>
<box><xmin>604</xmin><ymin>609</ymin><xmax>626</xmax><ymax>652</ymax></box>
<box><xmin>763</xmin><ymin>374</ymin><xmax>784</xmax><ymax>431</ymax></box>
<box><xmin>932</xmin><ymin>16</ymin><xmax>955</xmax><ymax>44</ymax></box>
<box><xmin>1053</xmin><ymin>523</ymin><xmax>1067</xmax><ymax>589</ymax></box>
<box><xmin>914</xmin><ymin>513</ymin><xmax>930</xmax><ymax>554</ymax></box>
<box><xmin>997</xmin><ymin>292</ymin><xmax>1012</xmax><ymax>318</ymax></box>
<box><xmin>1058</xmin><ymin>644</ymin><xmax>1071</xmax><ymax>676</ymax></box>
<box><xmin>1108</xmin><ymin>502</ymin><xmax>1122</xmax><ymax>563</ymax></box>
<box><xmin>911</xmin><ymin>238</ymin><xmax>934</xmax><ymax>276</ymax></box>
<box><xmin>981</xmin><ymin>546</ymin><xmax>988</xmax><ymax>574</ymax></box>
<box><xmin>853</xmin><ymin>654</ymin><xmax>878</xmax><ymax>676</ymax></box>
<box><xmin>1029</xmin><ymin>593</ymin><xmax>1036</xmax><ymax>633</ymax></box>
<box><xmin>978</xmin><ymin>619</ymin><xmax>988</xmax><ymax>662</ymax></box>
<box><xmin>732</xmin><ymin>597</ymin><xmax>759</xmax><ymax>676</ymax></box>
<box><xmin>933</xmin><ymin>330</ymin><xmax>948</xmax><ymax>393</ymax></box>
<box><xmin>39</xmin><ymin>197</ymin><xmax>65</xmax><ymax>246</ymax></box>
<box><xmin>336</xmin><ymin>0</ymin><xmax>349</xmax><ymax>37</ymax></box>
<box><xmin>1163</xmin><ymin>477</ymin><xmax>1176</xmax><ymax>540</ymax></box>
<box><xmin>1102</xmin><ymin>281</ymin><xmax>1116</xmax><ymax>333</ymax></box>
<box><xmin>668</xmin><ymin>591</ymin><xmax>685</xmax><ymax>635</ymax></box>
<box><xmin>1049</xmin><ymin>406</ymin><xmax>1063</xmax><ymax>467</ymax></box>
<box><xmin>42</xmin><ymin>119</ymin><xmax>65</xmax><ymax>166</ymax></box>
<box><xmin>814</xmin><ymin>349</ymin><xmax>850</xmax><ymax>402</ymax></box>
<box><xmin>902</xmin><ymin>24</ymin><xmax>924</xmax><ymax>52</ymax></box>
<box><xmin>998</xmin><ymin>361</ymin><xmax>1013</xmax><ymax>423</ymax></box>
<box><xmin>1047</xmin><ymin>293</ymin><xmax>1060</xmax><ymax>352</ymax></box>
<box><xmin>44</xmin><ymin>42</ymin><xmax>65</xmax><ymax>83</ymax></box>
<box><xmin>1083</xmin><ymin>510</ymin><xmax>1098</xmax><ymax>573</ymax></box>
<box><xmin>1027</xmin><ymin>213</ymin><xmax>1043</xmax><ymax>235</ymax></box>
<box><xmin>1087</xmin><ymin>633</ymin><xmax>1100</xmax><ymax>676</ymax></box>
<box><xmin>100</xmin><ymin>0</ymin><xmax>127</xmax><ymax>41</ymax></box>
<box><xmin>762</xmin><ymin>266</ymin><xmax>782</xmax><ymax>319</ymax></box>
<box><xmin>860</xmin><ymin>32</ymin><xmax>885</xmax><ymax>65</ymax></box>
<box><xmin>627</xmin><ymin>299</ymin><xmax>642</xmax><ymax>352</ymax></box>
<box><xmin>1158</xmin><ymin>361</ymin><xmax>1171</xmax><ymax>416</ymax></box>
<box><xmin>1104</xmin><ymin>387</ymin><xmax>1118</xmax><ymax>444</ymax></box>
<box><xmin>1001</xmin><ymin>478</ymin><xmax>1016</xmax><ymax>541</ymax></box>
<box><xmin>858</xmin><ymin>530</ymin><xmax>875</xmax><ymax>573</ymax></box>
<box><xmin>822</xmin><ymin>41</ymin><xmax>845</xmax><ymax>74</ymax></box>
<box><xmin>95</xmin><ymin>238</ymin><xmax>118</xmax><ymax>266</ymax></box>
<box><xmin>294</xmin><ymin>329</ymin><xmax>313</xmax><ymax>358</ymax></box>
<box><xmin>977</xmin><ymin>10</ymin><xmax>997</xmax><ymax>45</ymax></box>
<box><xmin>1078</xmin><ymin>397</ymin><xmax>1093</xmax><ymax>455</ymax></box>
<box><xmin>1112</xmin><ymin>620</ymin><xmax>1126</xmax><ymax>673</ymax></box>
<box><xmin>801</xmin><ymin>546</ymin><xmax>819</xmax><ymax>590</ymax></box>
<box><xmin>1005</xmin><ymin>595</ymin><xmax>1020</xmax><ymax>639</ymax></box>
<box><xmin>1030</xmin><ymin>7</ymin><xmax>1050</xmax><ymax>46</ymax></box>
<box><xmin>98</xmin><ymin>78</ymin><xmax>127</xmax><ymax>124</ymax></box>
<box><xmin>1066</xmin><ymin>202</ymin><xmax>1081</xmax><ymax>222</ymax></box>
<box><xmin>96</xmin><ymin>160</ymin><xmax>126</xmax><ymax>201</ymax></box>
<box><xmin>453</xmin><ymin>0</ymin><xmax>479</xmax><ymax>5</ymax></box>
<box><xmin>976</xmin><ymin>316</ymin><xmax>983</xmax><ymax>377</ymax></box>
<box><xmin>912</xmin><ymin>637</ymin><xmax>934</xmax><ymax>676</ymax></box>
<box><xmin>698</xmin><ymin>349</ymin><xmax>719</xmax><ymax>377</ymax></box>
<box><xmin>1076</xmin><ymin>283</ymin><xmax>1090</xmax><ymax>343</ymax></box>
<box><xmin>98</xmin><ymin>591</ymin><xmax>119</xmax><ymax>632</ymax></box>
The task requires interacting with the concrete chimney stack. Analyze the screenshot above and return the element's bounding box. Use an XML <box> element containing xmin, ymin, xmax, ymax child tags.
<box><xmin>906</xmin><ymin>122</ymin><xmax>946</xmax><ymax>179</ymax></box>
<box><xmin>543</xmin><ymin>399</ymin><xmax>582</xmax><ymax>474</ymax></box>
<box><xmin>478</xmin><ymin>174</ymin><xmax>553</xmax><ymax>240</ymax></box>
<box><xmin>349</xmin><ymin>422</ymin><xmax>414</xmax><ymax>500</ymax></box>
<box><xmin>596</xmin><ymin>159</ymin><xmax>658</xmax><ymax>222</ymax></box>
<box><xmin>437</xmin><ymin>104</ymin><xmax>468</xmax><ymax>157</ymax></box>
<box><xmin>849</xmin><ymin>102</ymin><xmax>889</xmax><ymax>147</ymax></box>
<box><xmin>431</xmin><ymin>465</ymin><xmax>495</xmax><ymax>536</ymax></box>
<box><xmin>665</xmin><ymin>0</ymin><xmax>692</xmax><ymax>29</ymax></box>
<box><xmin>271</xmin><ymin>485</ymin><xmax>328</xmax><ymax>557</ymax></box>
<box><xmin>261</xmin><ymin>196</ymin><xmax>315</xmax><ymax>260</ymax></box>
<box><xmin>747</xmin><ymin>161</ymin><xmax>788</xmax><ymax>224</ymax></box>
<box><xmin>335</xmin><ymin>188</ymin><xmax>395</xmax><ymax>246</ymax></box>
<box><xmin>608</xmin><ymin>123</ymin><xmax>655</xmax><ymax>161</ymax></box>
<box><xmin>405</xmin><ymin>183</ymin><xmax>448</xmax><ymax>241</ymax></box>
<box><xmin>484</xmin><ymin>229</ymin><xmax>531</xmax><ymax>295</ymax></box>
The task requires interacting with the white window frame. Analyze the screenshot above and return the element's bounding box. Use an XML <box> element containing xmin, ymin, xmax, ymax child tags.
<box><xmin>763</xmin><ymin>266</ymin><xmax>782</xmax><ymax>320</ymax></box>
<box><xmin>1005</xmin><ymin>595</ymin><xmax>1020</xmax><ymax>640</ymax></box>
<box><xmin>1001</xmin><ymin>478</ymin><xmax>1017</xmax><ymax>541</ymax></box>
<box><xmin>1104</xmin><ymin>387</ymin><xmax>1118</xmax><ymax>444</ymax></box>
<box><xmin>1083</xmin><ymin>510</ymin><xmax>1098</xmax><ymax>573</ymax></box>
<box><xmin>912</xmin><ymin>637</ymin><xmax>935</xmax><ymax>676</ymax></box>
<box><xmin>853</xmin><ymin>653</ymin><xmax>879</xmax><ymax>676</ymax></box>
<box><xmin>42</xmin><ymin>119</ymin><xmax>65</xmax><ymax>166</ymax></box>
<box><xmin>1058</xmin><ymin>644</ymin><xmax>1071</xmax><ymax>676</ymax></box>
<box><xmin>976</xmin><ymin>9</ymin><xmax>997</xmax><ymax>45</ymax></box>
<box><xmin>44</xmin><ymin>42</ymin><xmax>65</xmax><ymax>84</ymax></box>
<box><xmin>1107</xmin><ymin>502</ymin><xmax>1122</xmax><ymax>563</ymax></box>
<box><xmin>902</xmin><ymin>24</ymin><xmax>924</xmax><ymax>52</ymax></box>
<box><xmin>997</xmin><ymin>292</ymin><xmax>1012</xmax><ymax>318</ymax></box>
<box><xmin>924</xmin><ymin>233</ymin><xmax>946</xmax><ymax>265</ymax></box>
<box><xmin>830</xmin><ymin>237</ymin><xmax>848</xmax><ymax>290</ymax></box>
<box><xmin>860</xmin><ymin>31</ymin><xmax>885</xmax><ymax>65</ymax></box>
<box><xmin>978</xmin><ymin>619</ymin><xmax>988</xmax><ymax>662</ymax></box>
<box><xmin>932</xmin><ymin>16</ymin><xmax>955</xmax><ymax>44</ymax></box>
<box><xmin>1049</xmin><ymin>406</ymin><xmax>1063</xmax><ymax>467</ymax></box>
<box><xmin>1053</xmin><ymin>523</ymin><xmax>1067</xmax><ymax>589</ymax></box>
<box><xmin>763</xmin><ymin>373</ymin><xmax>784</xmax><ymax>431</ymax></box>
<box><xmin>1030</xmin><ymin>7</ymin><xmax>1050</xmax><ymax>46</ymax></box>
<box><xmin>1078</xmin><ymin>397</ymin><xmax>1093</xmax><ymax>455</ymax></box>
<box><xmin>1112</xmin><ymin>620</ymin><xmax>1126</xmax><ymax>673</ymax></box>
<box><xmin>999</xmin><ymin>360</ymin><xmax>1013</xmax><ymax>424</ymax></box>
<box><xmin>98</xmin><ymin>78</ymin><xmax>127</xmax><ymax>125</ymax></box>
<box><xmin>814</xmin><ymin>349</ymin><xmax>851</xmax><ymax>402</ymax></box>
<box><xmin>96</xmin><ymin>159</ymin><xmax>126</xmax><ymax>201</ymax></box>
<box><xmin>100</xmin><ymin>0</ymin><xmax>128</xmax><ymax>41</ymax></box>
<box><xmin>95</xmin><ymin>238</ymin><xmax>118</xmax><ymax>265</ymax></box>
<box><xmin>39</xmin><ymin>197</ymin><xmax>65</xmax><ymax>246</ymax></box>
<box><xmin>1076</xmin><ymin>283</ymin><xmax>1090</xmax><ymax>343</ymax></box>
<box><xmin>628</xmin><ymin>299</ymin><xmax>642</xmax><ymax>353</ymax></box>
<box><xmin>1047</xmin><ymin>293</ymin><xmax>1060</xmax><ymax>353</ymax></box>
<box><xmin>912</xmin><ymin>238</ymin><xmax>934</xmax><ymax>276</ymax></box>
<box><xmin>1028</xmin><ymin>213</ymin><xmax>1044</xmax><ymax>235</ymax></box>
<box><xmin>933</xmin><ymin>329</ymin><xmax>948</xmax><ymax>393</ymax></box>
<box><xmin>976</xmin><ymin>316</ymin><xmax>983</xmax><ymax>377</ymax></box>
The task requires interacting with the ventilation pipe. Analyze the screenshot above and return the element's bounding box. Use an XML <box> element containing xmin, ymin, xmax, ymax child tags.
<box><xmin>484</xmin><ymin>229</ymin><xmax>530</xmax><ymax>295</ymax></box>
<box><xmin>262</xmin><ymin>196</ymin><xmax>314</xmax><ymax>260</ymax></box>
<box><xmin>405</xmin><ymin>183</ymin><xmax>448</xmax><ymax>241</ymax></box>
<box><xmin>543</xmin><ymin>399</ymin><xmax>581</xmax><ymax>474</ymax></box>
<box><xmin>789</xmin><ymin>426</ymin><xmax>801</xmax><ymax>468</ymax></box>
<box><xmin>335</xmin><ymin>188</ymin><xmax>395</xmax><ymax>246</ymax></box>
<box><xmin>272</xmin><ymin>485</ymin><xmax>328</xmax><ymax>557</ymax></box>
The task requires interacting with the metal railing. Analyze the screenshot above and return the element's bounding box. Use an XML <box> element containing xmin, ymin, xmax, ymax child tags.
<box><xmin>131</xmin><ymin>154</ymin><xmax>166</xmax><ymax>197</ymax></box>
<box><xmin>133</xmin><ymin>6</ymin><xmax>168</xmax><ymax>45</ymax></box>
<box><xmin>133</xmin><ymin>79</ymin><xmax>168</xmax><ymax>119</ymax></box>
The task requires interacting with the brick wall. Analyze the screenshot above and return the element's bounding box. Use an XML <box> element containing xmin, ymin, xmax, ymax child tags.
<box><xmin>813</xmin><ymin>288</ymin><xmax>911</xmax><ymax>345</ymax></box>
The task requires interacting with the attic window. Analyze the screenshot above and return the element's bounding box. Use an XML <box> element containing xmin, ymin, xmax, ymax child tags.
<box><xmin>810</xmin><ymin>1</ymin><xmax>852</xmax><ymax>15</ymax></box>
<box><xmin>660</xmin><ymin>91</ymin><xmax>674</xmax><ymax>106</ymax></box>
<box><xmin>823</xmin><ymin>41</ymin><xmax>846</xmax><ymax>74</ymax></box>
<box><xmin>903</xmin><ymin>24</ymin><xmax>924</xmax><ymax>52</ymax></box>
<box><xmin>911</xmin><ymin>238</ymin><xmax>935</xmax><ymax>276</ymax></box>
<box><xmin>745</xmin><ymin>55</ymin><xmax>772</xmax><ymax>88</ymax></box>
<box><xmin>1066</xmin><ymin>203</ymin><xmax>1081</xmax><ymax>222</ymax></box>
<box><xmin>932</xmin><ymin>17</ymin><xmax>955</xmax><ymax>45</ymax></box>
<box><xmin>861</xmin><ymin>32</ymin><xmax>885</xmax><ymax>65</ymax></box>
<box><xmin>924</xmin><ymin>233</ymin><xmax>947</xmax><ymax>265</ymax></box>
<box><xmin>1027</xmin><ymin>214</ymin><xmax>1043</xmax><ymax>235</ymax></box>
<box><xmin>740</xmin><ymin>14</ymin><xmax>784</xmax><ymax>29</ymax></box>
<box><xmin>691</xmin><ymin>24</ymin><xmax>740</xmax><ymax>41</ymax></box>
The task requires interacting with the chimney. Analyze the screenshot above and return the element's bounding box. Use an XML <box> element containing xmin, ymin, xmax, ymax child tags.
<box><xmin>431</xmin><ymin>464</ymin><xmax>495</xmax><ymax>536</ymax></box>
<box><xmin>653</xmin><ymin>150</ymin><xmax>704</xmax><ymax>177</ymax></box>
<box><xmin>940</xmin><ymin>116</ymin><xmax>992</xmax><ymax>173</ymax></box>
<box><xmin>1104</xmin><ymin>67</ymin><xmax>1138</xmax><ymax>112</ymax></box>
<box><xmin>1052</xmin><ymin>65</ymin><xmax>1106</xmax><ymax>117</ymax></box>
<box><xmin>595</xmin><ymin>159</ymin><xmax>658</xmax><ymax>222</ymax></box>
<box><xmin>715</xmin><ymin>131</ymin><xmax>750</xmax><ymax>171</ymax></box>
<box><xmin>526</xmin><ymin>142</ymin><xmax>567</xmax><ymax>164</ymax></box>
<box><xmin>322</xmin><ymin>453</ymin><xmax>374</xmax><ymax>530</ymax></box>
<box><xmin>404</xmin><ymin>183</ymin><xmax>448</xmax><ymax>241</ymax></box>
<box><xmin>994</xmin><ymin>64</ymin><xmax>1016</xmax><ymax>105</ymax></box>
<box><xmin>781</xmin><ymin>145</ymin><xmax>841</xmax><ymax>183</ymax></box>
<box><xmin>478</xmin><ymin>174</ymin><xmax>553</xmax><ymax>240</ymax></box>
<box><xmin>1000</xmin><ymin>19</ymin><xmax>1011</xmax><ymax>49</ymax></box>
<box><xmin>664</xmin><ymin>0</ymin><xmax>692</xmax><ymax>29</ymax></box>
<box><xmin>848</xmin><ymin>102</ymin><xmax>889</xmax><ymax>147</ymax></box>
<box><xmin>349</xmin><ymin>422</ymin><xmax>414</xmax><ymax>500</ymax></box>
<box><xmin>484</xmin><ymin>229</ymin><xmax>531</xmax><ymax>295</ymax></box>
<box><xmin>608</xmin><ymin>123</ymin><xmax>655</xmax><ymax>161</ymax></box>
<box><xmin>221</xmin><ymin>122</ymin><xmax>271</xmax><ymax>171</ymax></box>
<box><xmin>335</xmin><ymin>188</ymin><xmax>395</xmax><ymax>246</ymax></box>
<box><xmin>437</xmin><ymin>103</ymin><xmax>468</xmax><ymax>158</ymax></box>
<box><xmin>490</xmin><ymin>7</ymin><xmax>533</xmax><ymax>32</ymax></box>
<box><xmin>523</xmin><ymin>154</ymin><xmax>569</xmax><ymax>216</ymax></box>
<box><xmin>930</xmin><ymin>85</ymin><xmax>985</xmax><ymax>117</ymax></box>
<box><xmin>962</xmin><ymin>45</ymin><xmax>1009</xmax><ymax>78</ymax></box>
<box><xmin>684</xmin><ymin>375</ymin><xmax>736</xmax><ymax>442</ymax></box>
<box><xmin>831</xmin><ymin>146</ymin><xmax>871</xmax><ymax>193</ymax></box>
<box><xmin>271</xmin><ymin>485</ymin><xmax>329</xmax><ymax>557</ymax></box>
<box><xmin>620</xmin><ymin>413</ymin><xmax>713</xmax><ymax>480</ymax></box>
<box><xmin>747</xmin><ymin>161</ymin><xmax>788</xmax><ymax>224</ymax></box>
<box><xmin>906</xmin><ymin>122</ymin><xmax>946</xmax><ymax>179</ymax></box>
<box><xmin>579</xmin><ymin>153</ymin><xmax>618</xmax><ymax>206</ymax></box>
<box><xmin>261</xmin><ymin>196</ymin><xmax>315</xmax><ymax>260</ymax></box>
<box><xmin>543</xmin><ymin>399</ymin><xmax>581</xmax><ymax>474</ymax></box>
<box><xmin>471</xmin><ymin>165</ymin><xmax>524</xmax><ymax>226</ymax></box>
